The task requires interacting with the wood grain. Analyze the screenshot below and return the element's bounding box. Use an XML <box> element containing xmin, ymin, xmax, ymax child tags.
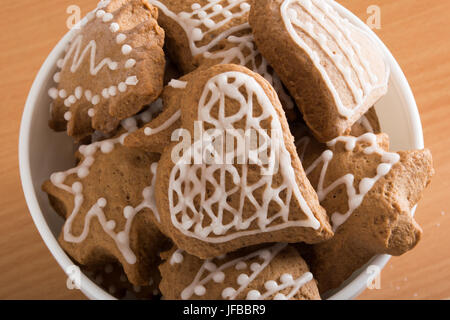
<box><xmin>0</xmin><ymin>0</ymin><xmax>448</xmax><ymax>300</ymax></box>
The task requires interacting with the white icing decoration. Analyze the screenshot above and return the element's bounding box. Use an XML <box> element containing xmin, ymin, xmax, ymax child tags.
<box><xmin>64</xmin><ymin>111</ymin><xmax>72</xmax><ymax>121</ymax></box>
<box><xmin>61</xmin><ymin>34</ymin><xmax>118</xmax><ymax>76</ymax></box>
<box><xmin>110</xmin><ymin>22</ymin><xmax>120</xmax><ymax>32</ymax></box>
<box><xmin>125</xmin><ymin>59</ymin><xmax>136</xmax><ymax>69</ymax></box>
<box><xmin>148</xmin><ymin>1</ymin><xmax>294</xmax><ymax>110</ymax></box>
<box><xmin>280</xmin><ymin>0</ymin><xmax>389</xmax><ymax>118</ymax></box>
<box><xmin>235</xmin><ymin>261</ymin><xmax>247</xmax><ymax>270</ymax></box>
<box><xmin>305</xmin><ymin>132</ymin><xmax>400</xmax><ymax>231</ymax></box>
<box><xmin>169</xmin><ymin>71</ymin><xmax>320</xmax><ymax>243</ymax></box>
<box><xmin>85</xmin><ymin>90</ymin><xmax>93</xmax><ymax>101</ymax></box>
<box><xmin>149</xmin><ymin>0</ymin><xmax>249</xmax><ymax>56</ymax></box>
<box><xmin>118</xmin><ymin>82</ymin><xmax>127</xmax><ymax>92</ymax></box>
<box><xmin>122</xmin><ymin>44</ymin><xmax>132</xmax><ymax>55</ymax></box>
<box><xmin>108</xmin><ymin>86</ymin><xmax>117</xmax><ymax>97</ymax></box>
<box><xmin>68</xmin><ymin>95</ymin><xmax>76</xmax><ymax>104</ymax></box>
<box><xmin>50</xmin><ymin>109</ymin><xmax>161</xmax><ymax>264</ymax></box>
<box><xmin>48</xmin><ymin>88</ymin><xmax>58</xmax><ymax>99</ymax></box>
<box><xmin>75</xmin><ymin>86</ymin><xmax>83</xmax><ymax>99</ymax></box>
<box><xmin>247</xmin><ymin>272</ymin><xmax>313</xmax><ymax>300</ymax></box>
<box><xmin>182</xmin><ymin>243</ymin><xmax>285</xmax><ymax>300</ymax></box>
<box><xmin>144</xmin><ymin>109</ymin><xmax>181</xmax><ymax>136</ymax></box>
<box><xmin>116</xmin><ymin>33</ymin><xmax>127</xmax><ymax>44</ymax></box>
<box><xmin>92</xmin><ymin>95</ymin><xmax>100</xmax><ymax>105</ymax></box>
<box><xmin>168</xmin><ymin>79</ymin><xmax>188</xmax><ymax>89</ymax></box>
<box><xmin>48</xmin><ymin>0</ymin><xmax>140</xmax><ymax>116</ymax></box>
<box><xmin>102</xmin><ymin>88</ymin><xmax>110</xmax><ymax>99</ymax></box>
<box><xmin>53</xmin><ymin>72</ymin><xmax>61</xmax><ymax>83</ymax></box>
<box><xmin>102</xmin><ymin>13</ymin><xmax>114</xmax><ymax>22</ymax></box>
<box><xmin>170</xmin><ymin>249</ymin><xmax>184</xmax><ymax>265</ymax></box>
<box><xmin>57</xmin><ymin>59</ymin><xmax>64</xmax><ymax>68</ymax></box>
<box><xmin>180</xmin><ymin>243</ymin><xmax>313</xmax><ymax>300</ymax></box>
<box><xmin>125</xmin><ymin>76</ymin><xmax>139</xmax><ymax>86</ymax></box>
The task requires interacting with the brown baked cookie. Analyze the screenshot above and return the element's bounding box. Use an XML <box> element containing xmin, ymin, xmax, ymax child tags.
<box><xmin>249</xmin><ymin>0</ymin><xmax>390</xmax><ymax>142</ymax></box>
<box><xmin>123</xmin><ymin>77</ymin><xmax>186</xmax><ymax>153</ymax></box>
<box><xmin>293</xmin><ymin>130</ymin><xmax>434</xmax><ymax>293</ymax></box>
<box><xmin>127</xmin><ymin>64</ymin><xmax>333</xmax><ymax>258</ymax></box>
<box><xmin>82</xmin><ymin>261</ymin><xmax>161</xmax><ymax>299</ymax></box>
<box><xmin>147</xmin><ymin>0</ymin><xmax>296</xmax><ymax>118</ymax></box>
<box><xmin>42</xmin><ymin>119</ymin><xmax>169</xmax><ymax>285</ymax></box>
<box><xmin>160</xmin><ymin>243</ymin><xmax>320</xmax><ymax>300</ymax></box>
<box><xmin>48</xmin><ymin>0</ymin><xmax>165</xmax><ymax>141</ymax></box>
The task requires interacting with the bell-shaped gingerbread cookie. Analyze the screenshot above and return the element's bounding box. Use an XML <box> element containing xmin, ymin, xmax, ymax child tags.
<box><xmin>126</xmin><ymin>64</ymin><xmax>333</xmax><ymax>258</ymax></box>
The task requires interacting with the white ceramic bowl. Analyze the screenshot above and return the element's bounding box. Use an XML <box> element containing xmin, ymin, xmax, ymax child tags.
<box><xmin>19</xmin><ymin>1</ymin><xmax>424</xmax><ymax>300</ymax></box>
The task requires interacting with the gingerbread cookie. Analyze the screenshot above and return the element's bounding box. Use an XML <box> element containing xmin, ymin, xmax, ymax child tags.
<box><xmin>293</xmin><ymin>130</ymin><xmax>433</xmax><ymax>293</ymax></box>
<box><xmin>147</xmin><ymin>0</ymin><xmax>296</xmax><ymax>118</ymax></box>
<box><xmin>82</xmin><ymin>261</ymin><xmax>161</xmax><ymax>299</ymax></box>
<box><xmin>160</xmin><ymin>243</ymin><xmax>320</xmax><ymax>300</ymax></box>
<box><xmin>42</xmin><ymin>112</ymin><xmax>170</xmax><ymax>285</ymax></box>
<box><xmin>127</xmin><ymin>64</ymin><xmax>333</xmax><ymax>258</ymax></box>
<box><xmin>48</xmin><ymin>0</ymin><xmax>165</xmax><ymax>140</ymax></box>
<box><xmin>249</xmin><ymin>0</ymin><xmax>390</xmax><ymax>142</ymax></box>
<box><xmin>123</xmin><ymin>76</ymin><xmax>186</xmax><ymax>153</ymax></box>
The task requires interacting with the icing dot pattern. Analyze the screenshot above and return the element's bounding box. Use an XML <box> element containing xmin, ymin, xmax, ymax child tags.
<box><xmin>48</xmin><ymin>0</ymin><xmax>139</xmax><ymax>123</ymax></box>
<box><xmin>148</xmin><ymin>0</ymin><xmax>294</xmax><ymax>110</ymax></box>
<box><xmin>49</xmin><ymin>106</ymin><xmax>162</xmax><ymax>264</ymax></box>
<box><xmin>179</xmin><ymin>243</ymin><xmax>313</xmax><ymax>300</ymax></box>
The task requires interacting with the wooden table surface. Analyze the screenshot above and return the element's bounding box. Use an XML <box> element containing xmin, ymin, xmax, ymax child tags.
<box><xmin>0</xmin><ymin>0</ymin><xmax>448</xmax><ymax>300</ymax></box>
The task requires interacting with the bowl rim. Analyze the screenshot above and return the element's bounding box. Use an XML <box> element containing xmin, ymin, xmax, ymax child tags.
<box><xmin>19</xmin><ymin>1</ymin><xmax>424</xmax><ymax>300</ymax></box>
<box><xmin>326</xmin><ymin>1</ymin><xmax>424</xmax><ymax>300</ymax></box>
<box><xmin>19</xmin><ymin>25</ymin><xmax>115</xmax><ymax>300</ymax></box>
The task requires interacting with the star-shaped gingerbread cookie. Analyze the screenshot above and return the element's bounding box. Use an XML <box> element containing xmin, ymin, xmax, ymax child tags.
<box><xmin>48</xmin><ymin>0</ymin><xmax>165</xmax><ymax>141</ymax></box>
<box><xmin>293</xmin><ymin>128</ymin><xmax>433</xmax><ymax>293</ymax></box>
<box><xmin>42</xmin><ymin>119</ymin><xmax>169</xmax><ymax>285</ymax></box>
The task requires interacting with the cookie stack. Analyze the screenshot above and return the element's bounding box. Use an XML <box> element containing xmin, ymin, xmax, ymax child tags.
<box><xmin>43</xmin><ymin>0</ymin><xmax>433</xmax><ymax>300</ymax></box>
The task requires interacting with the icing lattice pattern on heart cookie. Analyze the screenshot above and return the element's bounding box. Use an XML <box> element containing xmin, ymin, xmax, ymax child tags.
<box><xmin>48</xmin><ymin>0</ymin><xmax>141</xmax><ymax>122</ymax></box>
<box><xmin>171</xmin><ymin>243</ymin><xmax>313</xmax><ymax>300</ymax></box>
<box><xmin>169</xmin><ymin>71</ymin><xmax>320</xmax><ymax>243</ymax></box>
<box><xmin>281</xmin><ymin>0</ymin><xmax>388</xmax><ymax>118</ymax></box>
<box><xmin>149</xmin><ymin>0</ymin><xmax>294</xmax><ymax>110</ymax></box>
